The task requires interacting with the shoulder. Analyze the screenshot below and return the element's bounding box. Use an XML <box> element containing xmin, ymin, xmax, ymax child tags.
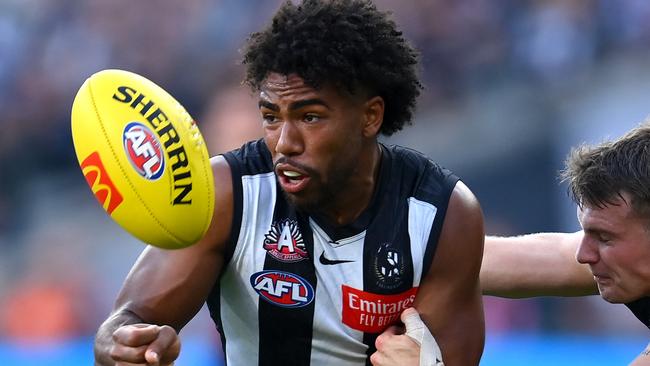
<box><xmin>438</xmin><ymin>181</ymin><xmax>483</xmax><ymax>247</ymax></box>
<box><xmin>222</xmin><ymin>138</ymin><xmax>273</xmax><ymax>176</ymax></box>
<box><xmin>433</xmin><ymin>180</ymin><xmax>484</xmax><ymax>273</ymax></box>
<box><xmin>448</xmin><ymin>181</ymin><xmax>481</xmax><ymax>219</ymax></box>
<box><xmin>385</xmin><ymin>144</ymin><xmax>437</xmax><ymax>173</ymax></box>
<box><xmin>383</xmin><ymin>144</ymin><xmax>459</xmax><ymax>200</ymax></box>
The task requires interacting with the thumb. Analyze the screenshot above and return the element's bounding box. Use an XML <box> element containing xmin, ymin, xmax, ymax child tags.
<box><xmin>401</xmin><ymin>307</ymin><xmax>444</xmax><ymax>366</ymax></box>
<box><xmin>401</xmin><ymin>307</ymin><xmax>426</xmax><ymax>345</ymax></box>
<box><xmin>382</xmin><ymin>324</ymin><xmax>404</xmax><ymax>336</ymax></box>
<box><xmin>145</xmin><ymin>325</ymin><xmax>181</xmax><ymax>365</ymax></box>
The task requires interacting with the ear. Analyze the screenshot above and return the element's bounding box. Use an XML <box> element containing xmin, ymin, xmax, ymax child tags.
<box><xmin>362</xmin><ymin>96</ymin><xmax>384</xmax><ymax>138</ymax></box>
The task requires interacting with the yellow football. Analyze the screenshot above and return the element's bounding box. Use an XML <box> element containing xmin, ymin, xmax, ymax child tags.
<box><xmin>71</xmin><ymin>69</ymin><xmax>214</xmax><ymax>249</ymax></box>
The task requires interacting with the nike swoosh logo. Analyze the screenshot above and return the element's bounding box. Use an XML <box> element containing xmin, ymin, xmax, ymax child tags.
<box><xmin>319</xmin><ymin>251</ymin><xmax>354</xmax><ymax>265</ymax></box>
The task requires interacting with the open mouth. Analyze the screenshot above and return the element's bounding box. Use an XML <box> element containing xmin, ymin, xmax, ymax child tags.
<box><xmin>276</xmin><ymin>166</ymin><xmax>311</xmax><ymax>193</ymax></box>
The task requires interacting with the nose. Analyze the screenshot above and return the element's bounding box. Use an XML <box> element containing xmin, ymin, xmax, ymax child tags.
<box><xmin>575</xmin><ymin>234</ymin><xmax>598</xmax><ymax>265</ymax></box>
<box><xmin>274</xmin><ymin>120</ymin><xmax>304</xmax><ymax>157</ymax></box>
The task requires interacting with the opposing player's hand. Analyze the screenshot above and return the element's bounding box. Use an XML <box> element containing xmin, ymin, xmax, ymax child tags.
<box><xmin>109</xmin><ymin>323</ymin><xmax>181</xmax><ymax>366</ymax></box>
<box><xmin>371</xmin><ymin>321</ymin><xmax>418</xmax><ymax>366</ymax></box>
<box><xmin>402</xmin><ymin>307</ymin><xmax>444</xmax><ymax>366</ymax></box>
<box><xmin>370</xmin><ymin>307</ymin><xmax>444</xmax><ymax>366</ymax></box>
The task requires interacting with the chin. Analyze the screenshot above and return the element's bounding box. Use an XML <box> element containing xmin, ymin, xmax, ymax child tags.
<box><xmin>599</xmin><ymin>288</ymin><xmax>632</xmax><ymax>304</ymax></box>
<box><xmin>281</xmin><ymin>190</ymin><xmax>320</xmax><ymax>212</ymax></box>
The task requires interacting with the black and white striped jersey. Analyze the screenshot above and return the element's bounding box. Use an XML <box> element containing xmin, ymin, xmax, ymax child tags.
<box><xmin>626</xmin><ymin>297</ymin><xmax>650</xmax><ymax>329</ymax></box>
<box><xmin>207</xmin><ymin>139</ymin><xmax>459</xmax><ymax>366</ymax></box>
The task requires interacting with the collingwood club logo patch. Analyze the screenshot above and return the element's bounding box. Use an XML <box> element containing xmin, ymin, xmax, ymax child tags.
<box><xmin>373</xmin><ymin>242</ymin><xmax>405</xmax><ymax>290</ymax></box>
<box><xmin>263</xmin><ymin>219</ymin><xmax>308</xmax><ymax>262</ymax></box>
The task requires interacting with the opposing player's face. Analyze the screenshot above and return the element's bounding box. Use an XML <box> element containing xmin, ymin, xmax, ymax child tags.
<box><xmin>259</xmin><ymin>73</ymin><xmax>372</xmax><ymax>211</ymax></box>
<box><xmin>576</xmin><ymin>194</ymin><xmax>650</xmax><ymax>303</ymax></box>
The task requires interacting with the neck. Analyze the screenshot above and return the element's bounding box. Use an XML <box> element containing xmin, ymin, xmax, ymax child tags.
<box><xmin>318</xmin><ymin>142</ymin><xmax>382</xmax><ymax>226</ymax></box>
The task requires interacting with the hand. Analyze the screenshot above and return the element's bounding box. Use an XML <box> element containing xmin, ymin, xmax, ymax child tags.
<box><xmin>370</xmin><ymin>322</ymin><xmax>419</xmax><ymax>366</ymax></box>
<box><xmin>109</xmin><ymin>323</ymin><xmax>181</xmax><ymax>366</ymax></box>
<box><xmin>402</xmin><ymin>307</ymin><xmax>444</xmax><ymax>366</ymax></box>
<box><xmin>370</xmin><ymin>307</ymin><xmax>444</xmax><ymax>366</ymax></box>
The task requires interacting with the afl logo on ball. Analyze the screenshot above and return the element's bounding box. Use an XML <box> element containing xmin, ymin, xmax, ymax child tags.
<box><xmin>123</xmin><ymin>122</ymin><xmax>165</xmax><ymax>180</ymax></box>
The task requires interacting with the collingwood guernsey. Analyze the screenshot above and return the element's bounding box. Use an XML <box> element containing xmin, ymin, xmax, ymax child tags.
<box><xmin>207</xmin><ymin>139</ymin><xmax>459</xmax><ymax>365</ymax></box>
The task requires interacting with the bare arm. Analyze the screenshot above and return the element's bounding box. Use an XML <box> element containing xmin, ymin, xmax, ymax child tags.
<box><xmin>413</xmin><ymin>181</ymin><xmax>485</xmax><ymax>365</ymax></box>
<box><xmin>481</xmin><ymin>231</ymin><xmax>598</xmax><ymax>298</ymax></box>
<box><xmin>630</xmin><ymin>343</ymin><xmax>650</xmax><ymax>366</ymax></box>
<box><xmin>94</xmin><ymin>156</ymin><xmax>233</xmax><ymax>365</ymax></box>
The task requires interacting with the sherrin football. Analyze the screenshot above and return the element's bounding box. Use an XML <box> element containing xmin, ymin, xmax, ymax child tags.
<box><xmin>71</xmin><ymin>69</ymin><xmax>214</xmax><ymax>249</ymax></box>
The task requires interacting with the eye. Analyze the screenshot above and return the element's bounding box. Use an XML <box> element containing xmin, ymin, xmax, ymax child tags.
<box><xmin>596</xmin><ymin>233</ymin><xmax>612</xmax><ymax>244</ymax></box>
<box><xmin>304</xmin><ymin>114</ymin><xmax>320</xmax><ymax>123</ymax></box>
<box><xmin>262</xmin><ymin>113</ymin><xmax>278</xmax><ymax>124</ymax></box>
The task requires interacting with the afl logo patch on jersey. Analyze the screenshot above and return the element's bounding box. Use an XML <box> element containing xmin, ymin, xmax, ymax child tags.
<box><xmin>373</xmin><ymin>242</ymin><xmax>405</xmax><ymax>290</ymax></box>
<box><xmin>263</xmin><ymin>219</ymin><xmax>308</xmax><ymax>262</ymax></box>
<box><xmin>123</xmin><ymin>122</ymin><xmax>165</xmax><ymax>180</ymax></box>
<box><xmin>250</xmin><ymin>270</ymin><xmax>314</xmax><ymax>308</ymax></box>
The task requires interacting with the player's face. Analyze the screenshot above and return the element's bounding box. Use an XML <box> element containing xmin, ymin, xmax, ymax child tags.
<box><xmin>260</xmin><ymin>73</ymin><xmax>372</xmax><ymax>211</ymax></box>
<box><xmin>576</xmin><ymin>193</ymin><xmax>650</xmax><ymax>304</ymax></box>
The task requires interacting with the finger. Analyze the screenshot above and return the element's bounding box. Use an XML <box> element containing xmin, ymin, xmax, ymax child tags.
<box><xmin>115</xmin><ymin>362</ymin><xmax>147</xmax><ymax>366</ymax></box>
<box><xmin>401</xmin><ymin>307</ymin><xmax>426</xmax><ymax>346</ymax></box>
<box><xmin>146</xmin><ymin>325</ymin><xmax>181</xmax><ymax>364</ymax></box>
<box><xmin>383</xmin><ymin>324</ymin><xmax>404</xmax><ymax>336</ymax></box>
<box><xmin>401</xmin><ymin>308</ymin><xmax>444</xmax><ymax>366</ymax></box>
<box><xmin>109</xmin><ymin>343</ymin><xmax>148</xmax><ymax>362</ymax></box>
<box><xmin>369</xmin><ymin>350</ymin><xmax>384</xmax><ymax>366</ymax></box>
<box><xmin>113</xmin><ymin>324</ymin><xmax>161</xmax><ymax>347</ymax></box>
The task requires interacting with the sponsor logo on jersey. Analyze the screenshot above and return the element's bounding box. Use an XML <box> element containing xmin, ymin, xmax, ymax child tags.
<box><xmin>373</xmin><ymin>242</ymin><xmax>405</xmax><ymax>290</ymax></box>
<box><xmin>250</xmin><ymin>270</ymin><xmax>314</xmax><ymax>308</ymax></box>
<box><xmin>263</xmin><ymin>219</ymin><xmax>308</xmax><ymax>262</ymax></box>
<box><xmin>123</xmin><ymin>122</ymin><xmax>166</xmax><ymax>180</ymax></box>
<box><xmin>342</xmin><ymin>285</ymin><xmax>417</xmax><ymax>333</ymax></box>
<box><xmin>319</xmin><ymin>251</ymin><xmax>354</xmax><ymax>265</ymax></box>
<box><xmin>80</xmin><ymin>151</ymin><xmax>124</xmax><ymax>214</ymax></box>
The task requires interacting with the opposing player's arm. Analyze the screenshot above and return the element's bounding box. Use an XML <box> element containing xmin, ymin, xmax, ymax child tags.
<box><xmin>413</xmin><ymin>181</ymin><xmax>485</xmax><ymax>365</ymax></box>
<box><xmin>94</xmin><ymin>156</ymin><xmax>233</xmax><ymax>365</ymax></box>
<box><xmin>629</xmin><ymin>342</ymin><xmax>650</xmax><ymax>366</ymax></box>
<box><xmin>481</xmin><ymin>232</ymin><xmax>597</xmax><ymax>298</ymax></box>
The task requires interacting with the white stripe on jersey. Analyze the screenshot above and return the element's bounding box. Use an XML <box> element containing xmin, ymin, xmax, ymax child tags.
<box><xmin>407</xmin><ymin>197</ymin><xmax>438</xmax><ymax>287</ymax></box>
<box><xmin>310</xmin><ymin>220</ymin><xmax>367</xmax><ymax>365</ymax></box>
<box><xmin>220</xmin><ymin>172</ymin><xmax>276</xmax><ymax>366</ymax></box>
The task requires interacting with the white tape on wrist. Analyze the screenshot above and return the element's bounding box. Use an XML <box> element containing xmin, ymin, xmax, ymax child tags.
<box><xmin>403</xmin><ymin>309</ymin><xmax>444</xmax><ymax>366</ymax></box>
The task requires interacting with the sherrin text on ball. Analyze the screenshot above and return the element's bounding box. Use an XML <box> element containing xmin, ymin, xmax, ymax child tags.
<box><xmin>71</xmin><ymin>69</ymin><xmax>214</xmax><ymax>249</ymax></box>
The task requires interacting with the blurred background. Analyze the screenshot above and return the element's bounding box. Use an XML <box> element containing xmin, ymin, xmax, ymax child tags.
<box><xmin>0</xmin><ymin>0</ymin><xmax>649</xmax><ymax>364</ymax></box>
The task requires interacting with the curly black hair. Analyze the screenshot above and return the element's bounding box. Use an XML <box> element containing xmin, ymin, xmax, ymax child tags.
<box><xmin>242</xmin><ymin>0</ymin><xmax>422</xmax><ymax>136</ymax></box>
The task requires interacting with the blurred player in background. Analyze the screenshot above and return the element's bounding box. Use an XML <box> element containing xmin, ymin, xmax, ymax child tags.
<box><xmin>93</xmin><ymin>0</ymin><xmax>484</xmax><ymax>365</ymax></box>
<box><xmin>373</xmin><ymin>122</ymin><xmax>650</xmax><ymax>366</ymax></box>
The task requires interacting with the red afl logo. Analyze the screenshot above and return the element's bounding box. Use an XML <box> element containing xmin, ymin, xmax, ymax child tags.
<box><xmin>250</xmin><ymin>270</ymin><xmax>314</xmax><ymax>308</ymax></box>
<box><xmin>122</xmin><ymin>122</ymin><xmax>165</xmax><ymax>180</ymax></box>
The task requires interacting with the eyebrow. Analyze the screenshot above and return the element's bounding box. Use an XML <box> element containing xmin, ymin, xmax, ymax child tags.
<box><xmin>584</xmin><ymin>227</ymin><xmax>617</xmax><ymax>238</ymax></box>
<box><xmin>258</xmin><ymin>98</ymin><xmax>331</xmax><ymax>111</ymax></box>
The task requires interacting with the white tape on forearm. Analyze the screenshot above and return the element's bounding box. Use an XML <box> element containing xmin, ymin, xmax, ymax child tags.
<box><xmin>403</xmin><ymin>312</ymin><xmax>444</xmax><ymax>366</ymax></box>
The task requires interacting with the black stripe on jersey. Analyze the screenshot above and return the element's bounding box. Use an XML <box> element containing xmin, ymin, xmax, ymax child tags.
<box><xmin>626</xmin><ymin>297</ymin><xmax>650</xmax><ymax>329</ymax></box>
<box><xmin>361</xmin><ymin>148</ymin><xmax>415</xmax><ymax>363</ymax></box>
<box><xmin>258</xmin><ymin>194</ymin><xmax>317</xmax><ymax>366</ymax></box>
<box><xmin>361</xmin><ymin>204</ymin><xmax>415</xmax><ymax>363</ymax></box>
<box><xmin>221</xmin><ymin>152</ymin><xmax>243</xmax><ymax>267</ymax></box>
<box><xmin>206</xmin><ymin>281</ymin><xmax>229</xmax><ymax>365</ymax></box>
<box><xmin>206</xmin><ymin>152</ymin><xmax>246</xmax><ymax>362</ymax></box>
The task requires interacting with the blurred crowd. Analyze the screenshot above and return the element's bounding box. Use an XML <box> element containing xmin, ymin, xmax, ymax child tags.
<box><xmin>1</xmin><ymin>0</ymin><xmax>650</xmax><ymax>351</ymax></box>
